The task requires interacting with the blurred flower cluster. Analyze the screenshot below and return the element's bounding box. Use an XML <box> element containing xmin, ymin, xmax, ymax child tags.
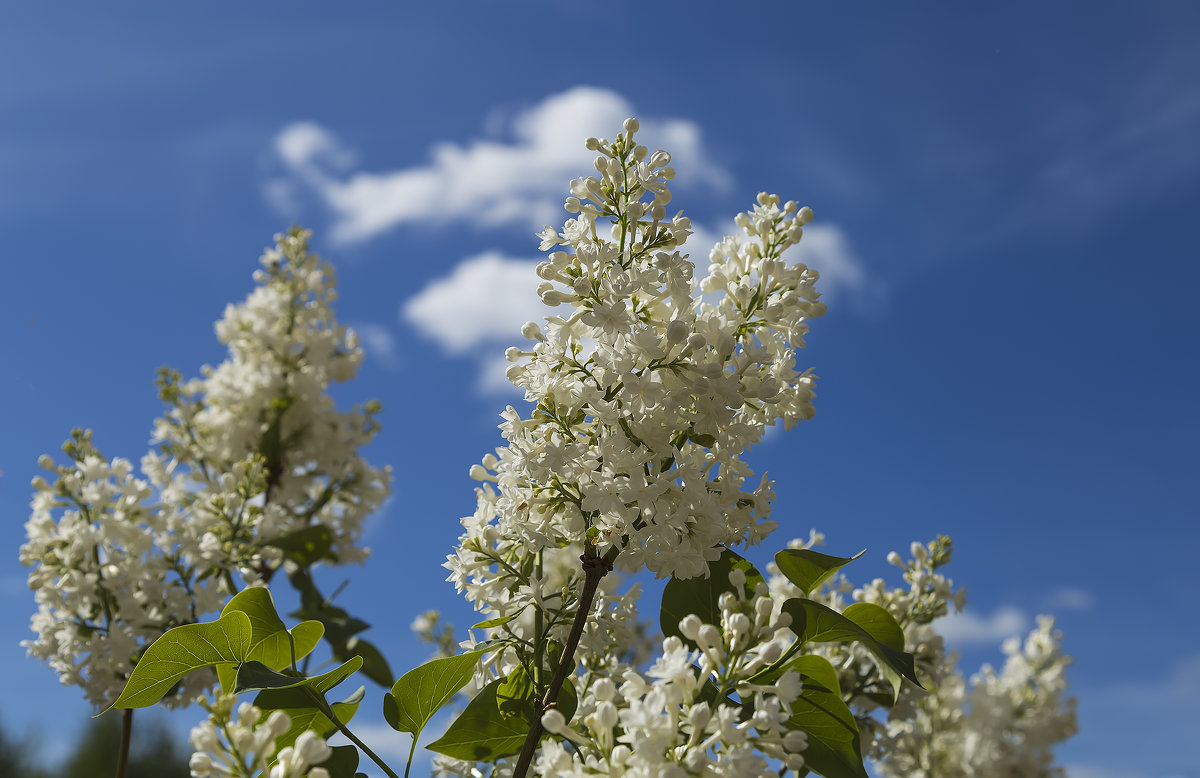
<box><xmin>20</xmin><ymin>229</ymin><xmax>390</xmax><ymax>709</ymax></box>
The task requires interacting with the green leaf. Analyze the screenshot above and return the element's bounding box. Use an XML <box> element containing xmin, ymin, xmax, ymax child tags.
<box><xmin>842</xmin><ymin>603</ymin><xmax>905</xmax><ymax>652</ymax></box>
<box><xmin>496</xmin><ymin>665</ymin><xmax>534</xmax><ymax>718</ymax></box>
<box><xmin>287</xmin><ymin>569</ymin><xmax>391</xmax><ymax>687</ymax></box>
<box><xmin>257</xmin><ymin>686</ymin><xmax>365</xmax><ymax>760</ymax></box>
<box><xmin>266</xmin><ymin>525</ymin><xmax>338</xmax><ymax>567</ymax></box>
<box><xmin>342</xmin><ymin>637</ymin><xmax>392</xmax><ymax>688</ymax></box>
<box><xmin>774</xmin><ymin>548</ymin><xmax>864</xmax><ymax>597</ymax></box>
<box><xmin>426</xmin><ymin>679</ymin><xmax>527</xmax><ymax>761</ymax></box>
<box><xmin>288</xmin><ymin>570</ymin><xmax>370</xmax><ymax>642</ymax></box>
<box><xmin>317</xmin><ymin>745</ymin><xmax>360</xmax><ymax>778</ymax></box>
<box><xmin>233</xmin><ymin>661</ymin><xmax>308</xmax><ymax>693</ymax></box>
<box><xmin>660</xmin><ymin>546</ymin><xmax>765</xmax><ymax>646</ymax></box>
<box><xmin>427</xmin><ymin>678</ymin><xmax>578</xmax><ymax>762</ymax></box>
<box><xmin>471</xmin><ymin>613</ymin><xmax>519</xmax><ymax>629</ymax></box>
<box><xmin>786</xmin><ymin>655</ymin><xmax>869</xmax><ymax>778</ymax></box>
<box><xmin>217</xmin><ymin>588</ymin><xmax>324</xmax><ymax>692</ymax></box>
<box><xmin>289</xmin><ymin>620</ymin><xmax>326</xmax><ymax>663</ymax></box>
<box><xmin>384</xmin><ymin>651</ymin><xmax>481</xmax><ymax>736</ymax></box>
<box><xmin>783</xmin><ymin>598</ymin><xmax>921</xmax><ymax>703</ymax></box>
<box><xmin>106</xmin><ymin>611</ymin><xmax>252</xmax><ymax>711</ymax></box>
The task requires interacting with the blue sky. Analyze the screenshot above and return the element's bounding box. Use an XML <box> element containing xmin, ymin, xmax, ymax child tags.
<box><xmin>2</xmin><ymin>3</ymin><xmax>1198</xmax><ymax>776</ymax></box>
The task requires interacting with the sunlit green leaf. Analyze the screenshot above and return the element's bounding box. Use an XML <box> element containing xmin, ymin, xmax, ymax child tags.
<box><xmin>842</xmin><ymin>603</ymin><xmax>905</xmax><ymax>652</ymax></box>
<box><xmin>774</xmin><ymin>548</ymin><xmax>864</xmax><ymax>597</ymax></box>
<box><xmin>471</xmin><ymin>612</ymin><xmax>520</xmax><ymax>629</ymax></box>
<box><xmin>384</xmin><ymin>651</ymin><xmax>481</xmax><ymax>736</ymax></box>
<box><xmin>427</xmin><ymin>678</ymin><xmax>577</xmax><ymax>762</ymax></box>
<box><xmin>783</xmin><ymin>598</ymin><xmax>921</xmax><ymax>703</ymax></box>
<box><xmin>106</xmin><ymin>611</ymin><xmax>251</xmax><ymax>711</ymax></box>
<box><xmin>216</xmin><ymin>588</ymin><xmax>324</xmax><ymax>692</ymax></box>
<box><xmin>786</xmin><ymin>655</ymin><xmax>869</xmax><ymax>778</ymax></box>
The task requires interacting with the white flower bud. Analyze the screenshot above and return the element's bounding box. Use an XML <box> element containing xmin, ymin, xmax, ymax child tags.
<box><xmin>679</xmin><ymin>613</ymin><xmax>702</xmax><ymax>641</ymax></box>
<box><xmin>590</xmin><ymin>700</ymin><xmax>618</xmax><ymax>731</ymax></box>
<box><xmin>295</xmin><ymin>730</ymin><xmax>331</xmax><ymax>766</ymax></box>
<box><xmin>727</xmin><ymin>612</ymin><xmax>751</xmax><ymax>638</ymax></box>
<box><xmin>585</xmin><ymin>137</ymin><xmax>601</xmax><ymax>150</ymax></box>
<box><xmin>696</xmin><ymin>624</ymin><xmax>722</xmax><ymax>650</ymax></box>
<box><xmin>784</xmin><ymin>728</ymin><xmax>809</xmax><ymax>753</ymax></box>
<box><xmin>687</xmin><ymin>703</ymin><xmax>712</xmax><ymax>731</ymax></box>
<box><xmin>623</xmin><ymin>117</ymin><xmax>639</xmax><ymax>134</ymax></box>
<box><xmin>758</xmin><ymin>639</ymin><xmax>783</xmax><ymax>665</ymax></box>
<box><xmin>265</xmin><ymin>709</ymin><xmax>290</xmax><ymax>737</ymax></box>
<box><xmin>592</xmin><ymin>676</ymin><xmax>617</xmax><ymax>702</ymax></box>
<box><xmin>797</xmin><ymin>206</ymin><xmax>814</xmax><ymax>225</ymax></box>
<box><xmin>666</xmin><ymin>320</ymin><xmax>690</xmax><ymax>344</ymax></box>
<box><xmin>728</xmin><ymin>568</ymin><xmax>746</xmax><ymax>589</ymax></box>
<box><xmin>189</xmin><ymin>753</ymin><xmax>216</xmax><ymax>777</ymax></box>
<box><xmin>542</xmin><ymin>708</ymin><xmax>568</xmax><ymax>734</ymax></box>
<box><xmin>521</xmin><ymin>321</ymin><xmax>545</xmax><ymax>342</ymax></box>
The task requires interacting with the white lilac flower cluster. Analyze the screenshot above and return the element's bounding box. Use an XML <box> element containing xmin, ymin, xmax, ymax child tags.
<box><xmin>20</xmin><ymin>430</ymin><xmax>206</xmax><ymax>709</ymax></box>
<box><xmin>771</xmin><ymin>535</ymin><xmax>1077</xmax><ymax>778</ymax></box>
<box><xmin>147</xmin><ymin>227</ymin><xmax>391</xmax><ymax>578</ymax></box>
<box><xmin>446</xmin><ymin>116</ymin><xmax>826</xmax><ymax>632</ymax></box>
<box><xmin>533</xmin><ymin>573</ymin><xmax>808</xmax><ymax>778</ymax></box>
<box><xmin>21</xmin><ymin>229</ymin><xmax>390</xmax><ymax>709</ymax></box>
<box><xmin>188</xmin><ymin>694</ymin><xmax>332</xmax><ymax>778</ymax></box>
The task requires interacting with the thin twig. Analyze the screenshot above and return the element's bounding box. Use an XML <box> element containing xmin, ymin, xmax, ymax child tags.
<box><xmin>115</xmin><ymin>708</ymin><xmax>133</xmax><ymax>778</ymax></box>
<box><xmin>511</xmin><ymin>550</ymin><xmax>613</xmax><ymax>778</ymax></box>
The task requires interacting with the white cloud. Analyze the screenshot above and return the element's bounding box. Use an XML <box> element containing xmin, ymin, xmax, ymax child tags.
<box><xmin>268</xmin><ymin>86</ymin><xmax>731</xmax><ymax>244</ymax></box>
<box><xmin>935</xmin><ymin>605</ymin><xmax>1029</xmax><ymax>646</ymax></box>
<box><xmin>351</xmin><ymin>322</ymin><xmax>400</xmax><ymax>371</ymax></box>
<box><xmin>475</xmin><ymin>352</ymin><xmax>525</xmax><ymax>398</ymax></box>
<box><xmin>329</xmin><ymin>721</ymin><xmax>423</xmax><ymax>773</ymax></box>
<box><xmin>1042</xmin><ymin>586</ymin><xmax>1095</xmax><ymax>612</ymax></box>
<box><xmin>401</xmin><ymin>252</ymin><xmax>542</xmax><ymax>355</ymax></box>
<box><xmin>1064</xmin><ymin>767</ymin><xmax>1155</xmax><ymax>778</ymax></box>
<box><xmin>785</xmin><ymin>223</ymin><xmax>867</xmax><ymax>299</ymax></box>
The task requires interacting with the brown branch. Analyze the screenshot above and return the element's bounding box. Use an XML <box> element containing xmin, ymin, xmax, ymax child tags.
<box><xmin>115</xmin><ymin>708</ymin><xmax>133</xmax><ymax>778</ymax></box>
<box><xmin>511</xmin><ymin>551</ymin><xmax>613</xmax><ymax>778</ymax></box>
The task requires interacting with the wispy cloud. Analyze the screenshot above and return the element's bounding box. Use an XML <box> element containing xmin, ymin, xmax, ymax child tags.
<box><xmin>1067</xmin><ymin>651</ymin><xmax>1200</xmax><ymax>778</ymax></box>
<box><xmin>1065</xmin><ymin>766</ymin><xmax>1155</xmax><ymax>778</ymax></box>
<box><xmin>266</xmin><ymin>86</ymin><xmax>731</xmax><ymax>244</ymax></box>
<box><xmin>1041</xmin><ymin>586</ymin><xmax>1094</xmax><ymax>613</ymax></box>
<box><xmin>935</xmin><ymin>605</ymin><xmax>1029</xmax><ymax>646</ymax></box>
<box><xmin>1037</xmin><ymin>88</ymin><xmax>1200</xmax><ymax>221</ymax></box>
<box><xmin>351</xmin><ymin>322</ymin><xmax>400</xmax><ymax>371</ymax></box>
